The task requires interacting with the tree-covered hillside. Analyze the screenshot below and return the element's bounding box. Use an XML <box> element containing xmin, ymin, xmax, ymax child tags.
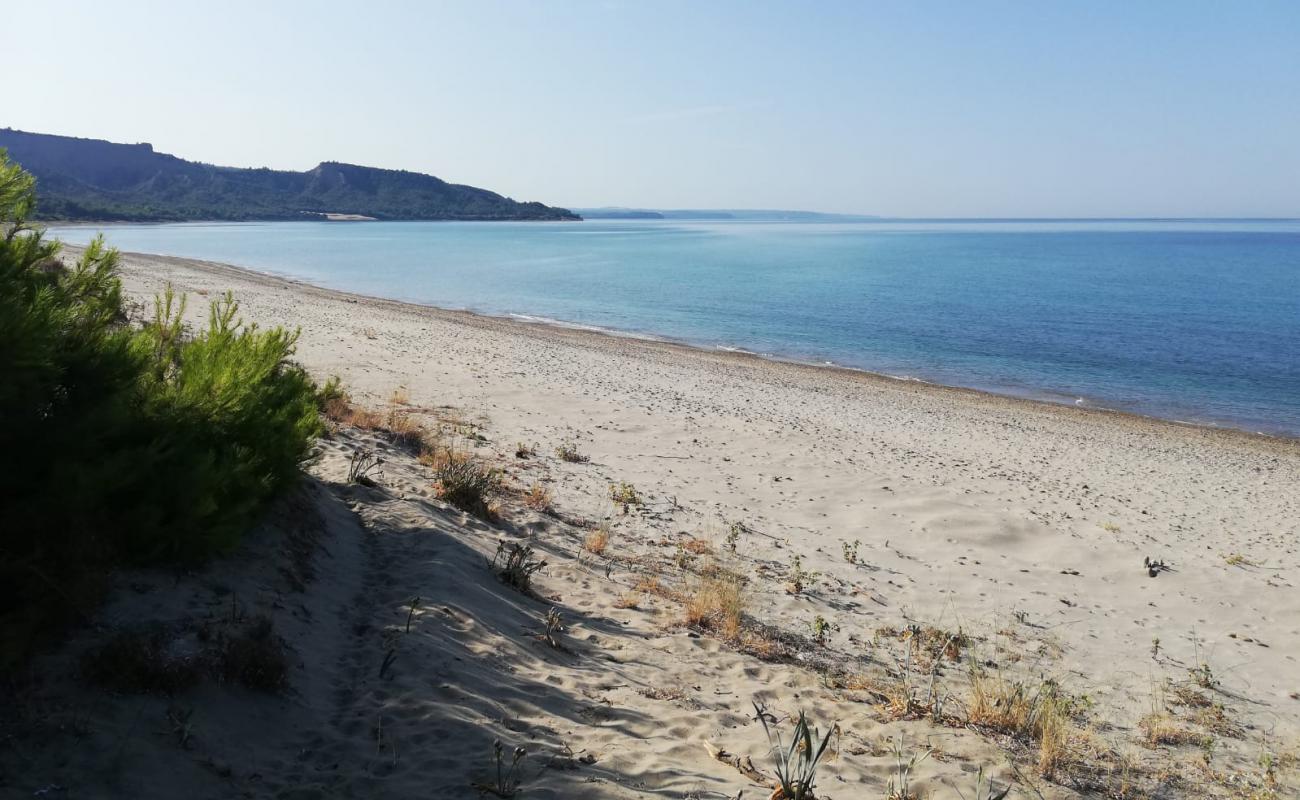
<box><xmin>0</xmin><ymin>129</ymin><xmax>579</xmax><ymax>222</ymax></box>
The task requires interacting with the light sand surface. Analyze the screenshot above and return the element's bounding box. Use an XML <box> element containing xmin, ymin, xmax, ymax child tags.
<box><xmin>8</xmin><ymin>246</ymin><xmax>1298</xmax><ymax>799</ymax></box>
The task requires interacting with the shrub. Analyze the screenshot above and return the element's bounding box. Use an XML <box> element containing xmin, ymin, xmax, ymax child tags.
<box><xmin>433</xmin><ymin>457</ymin><xmax>500</xmax><ymax>517</ymax></box>
<box><xmin>213</xmin><ymin>616</ymin><xmax>289</xmax><ymax>691</ymax></box>
<box><xmin>80</xmin><ymin>626</ymin><xmax>204</xmax><ymax>694</ymax></box>
<box><xmin>0</xmin><ymin>152</ymin><xmax>323</xmax><ymax>666</ymax></box>
<box><xmin>492</xmin><ymin>541</ymin><xmax>547</xmax><ymax>591</ymax></box>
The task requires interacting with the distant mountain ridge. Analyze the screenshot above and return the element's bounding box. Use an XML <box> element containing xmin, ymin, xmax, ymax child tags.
<box><xmin>572</xmin><ymin>207</ymin><xmax>880</xmax><ymax>221</ymax></box>
<box><xmin>0</xmin><ymin>129</ymin><xmax>579</xmax><ymax>222</ymax></box>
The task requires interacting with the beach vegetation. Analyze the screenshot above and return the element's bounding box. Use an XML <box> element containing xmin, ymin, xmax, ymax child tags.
<box><xmin>681</xmin><ymin>536</ymin><xmax>712</xmax><ymax>555</ymax></box>
<box><xmin>347</xmin><ymin>448</ymin><xmax>384</xmax><ymax>485</ymax></box>
<box><xmin>212</xmin><ymin>615</ymin><xmax>289</xmax><ymax>691</ymax></box>
<box><xmin>555</xmin><ymin>440</ymin><xmax>588</xmax><ymax>463</ymax></box>
<box><xmin>810</xmin><ymin>615</ymin><xmax>838</xmax><ymax>645</ymax></box>
<box><xmin>80</xmin><ymin>626</ymin><xmax>205</xmax><ymax>695</ymax></box>
<box><xmin>432</xmin><ymin>456</ymin><xmax>500</xmax><ymax>517</ymax></box>
<box><xmin>753</xmin><ymin>701</ymin><xmax>834</xmax><ymax>800</ymax></box>
<box><xmin>682</xmin><ymin>573</ymin><xmax>745</xmax><ymax>640</ymax></box>
<box><xmin>609</xmin><ymin>480</ymin><xmax>642</xmax><ymax>510</ymax></box>
<box><xmin>724</xmin><ymin>520</ymin><xmax>744</xmax><ymax>552</ymax></box>
<box><xmin>491</xmin><ymin>541</ymin><xmax>547</xmax><ymax>592</ymax></box>
<box><xmin>0</xmin><ymin>152</ymin><xmax>324</xmax><ymax>666</ymax></box>
<box><xmin>541</xmin><ymin>607</ymin><xmax>565</xmax><ymax>649</ymax></box>
<box><xmin>522</xmin><ymin>481</ymin><xmax>553</xmax><ymax>513</ymax></box>
<box><xmin>885</xmin><ymin>737</ymin><xmax>932</xmax><ymax>800</ymax></box>
<box><xmin>842</xmin><ymin>538</ymin><xmax>861</xmax><ymax>563</ymax></box>
<box><xmin>785</xmin><ymin>554</ymin><xmax>818</xmax><ymax>594</ymax></box>
<box><xmin>960</xmin><ymin>766</ymin><xmax>1012</xmax><ymax>800</ymax></box>
<box><xmin>966</xmin><ymin>665</ymin><xmax>1082</xmax><ymax>777</ymax></box>
<box><xmin>583</xmin><ymin>525</ymin><xmax>610</xmax><ymax>555</ymax></box>
<box><xmin>514</xmin><ymin>441</ymin><xmax>536</xmax><ymax>459</ymax></box>
<box><xmin>476</xmin><ymin>739</ymin><xmax>527</xmax><ymax>798</ymax></box>
<box><xmin>614</xmin><ymin>591</ymin><xmax>642</xmax><ymax>609</ymax></box>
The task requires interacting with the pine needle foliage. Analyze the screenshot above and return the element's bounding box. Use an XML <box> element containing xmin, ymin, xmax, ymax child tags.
<box><xmin>0</xmin><ymin>151</ymin><xmax>323</xmax><ymax>666</ymax></box>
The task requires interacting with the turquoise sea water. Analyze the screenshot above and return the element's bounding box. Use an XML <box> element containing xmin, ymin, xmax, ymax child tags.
<box><xmin>48</xmin><ymin>219</ymin><xmax>1300</xmax><ymax>437</ymax></box>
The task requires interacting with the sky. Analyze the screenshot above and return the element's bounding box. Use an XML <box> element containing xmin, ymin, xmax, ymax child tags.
<box><xmin>5</xmin><ymin>1</ymin><xmax>1299</xmax><ymax>217</ymax></box>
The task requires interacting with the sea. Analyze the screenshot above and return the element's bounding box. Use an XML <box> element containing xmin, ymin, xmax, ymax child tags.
<box><xmin>47</xmin><ymin>219</ymin><xmax>1300</xmax><ymax>438</ymax></box>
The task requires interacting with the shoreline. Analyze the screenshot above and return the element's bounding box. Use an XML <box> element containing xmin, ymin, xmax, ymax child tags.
<box><xmin>87</xmin><ymin>245</ymin><xmax>1300</xmax><ymax>450</ymax></box>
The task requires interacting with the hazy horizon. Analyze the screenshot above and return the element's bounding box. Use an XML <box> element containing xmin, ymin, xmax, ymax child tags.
<box><xmin>6</xmin><ymin>1</ymin><xmax>1299</xmax><ymax>218</ymax></box>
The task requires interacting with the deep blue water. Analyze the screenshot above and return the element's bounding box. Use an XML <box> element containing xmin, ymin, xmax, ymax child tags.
<box><xmin>48</xmin><ymin>219</ymin><xmax>1300</xmax><ymax>437</ymax></box>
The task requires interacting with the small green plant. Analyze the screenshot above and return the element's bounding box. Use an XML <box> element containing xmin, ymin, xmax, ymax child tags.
<box><xmin>1101</xmin><ymin>521</ymin><xmax>1121</xmax><ymax>533</ymax></box>
<box><xmin>725</xmin><ymin>521</ymin><xmax>744</xmax><ymax>552</ymax></box>
<box><xmin>555</xmin><ymin>440</ymin><xmax>588</xmax><ymax>463</ymax></box>
<box><xmin>1189</xmin><ymin>661</ymin><xmax>1217</xmax><ymax>689</ymax></box>
<box><xmin>609</xmin><ymin>481</ymin><xmax>642</xmax><ymax>506</ymax></box>
<box><xmin>753</xmin><ymin>701</ymin><xmax>833</xmax><ymax>800</ymax></box>
<box><xmin>1151</xmin><ymin>636</ymin><xmax>1161</xmax><ymax>660</ymax></box>
<box><xmin>810</xmin><ymin>615</ymin><xmax>839</xmax><ymax>646</ymax></box>
<box><xmin>1223</xmin><ymin>552</ymin><xmax>1256</xmax><ymax>567</ymax></box>
<box><xmin>492</xmin><ymin>541</ymin><xmax>547</xmax><ymax>591</ymax></box>
<box><xmin>842</xmin><ymin>539</ymin><xmax>861</xmax><ymax>564</ymax></box>
<box><xmin>786</xmin><ymin>554</ymin><xmax>818</xmax><ymax>594</ymax></box>
<box><xmin>347</xmin><ymin>448</ymin><xmax>383</xmax><ymax>485</ymax></box>
<box><xmin>514</xmin><ymin>441</ymin><xmax>536</xmax><ymax>459</ymax></box>
<box><xmin>886</xmin><ymin>737</ymin><xmax>932</xmax><ymax>800</ymax></box>
<box><xmin>316</xmin><ymin>374</ymin><xmax>348</xmax><ymax>409</ymax></box>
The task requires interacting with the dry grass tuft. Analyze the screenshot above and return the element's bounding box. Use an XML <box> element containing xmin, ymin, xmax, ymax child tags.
<box><xmin>966</xmin><ymin>667</ymin><xmax>1081</xmax><ymax>777</ymax></box>
<box><xmin>638</xmin><ymin>685</ymin><xmax>686</xmax><ymax>701</ymax></box>
<box><xmin>878</xmin><ymin>623</ymin><xmax>970</xmax><ymax>665</ymax></box>
<box><xmin>583</xmin><ymin>526</ymin><xmax>610</xmax><ymax>555</ymax></box>
<box><xmin>681</xmin><ymin>537</ymin><xmax>712</xmax><ymax>555</ymax></box>
<box><xmin>81</xmin><ymin>626</ymin><xmax>203</xmax><ymax>694</ymax></box>
<box><xmin>383</xmin><ymin>407</ymin><xmax>423</xmax><ymax>448</ymax></box>
<box><xmin>522</xmin><ymin>482</ymin><xmax>553</xmax><ymax>513</ymax></box>
<box><xmin>1189</xmin><ymin>704</ymin><xmax>1243</xmax><ymax>738</ymax></box>
<box><xmin>1139</xmin><ymin>712</ymin><xmax>1208</xmax><ymax>748</ymax></box>
<box><xmin>331</xmin><ymin>403</ymin><xmax>385</xmax><ymax>430</ymax></box>
<box><xmin>213</xmin><ymin>615</ymin><xmax>289</xmax><ymax>691</ymax></box>
<box><xmin>614</xmin><ymin>591</ymin><xmax>642</xmax><ymax>609</ymax></box>
<box><xmin>682</xmin><ymin>574</ymin><xmax>745</xmax><ymax>640</ymax></box>
<box><xmin>634</xmin><ymin>575</ymin><xmax>674</xmax><ymax>599</ymax></box>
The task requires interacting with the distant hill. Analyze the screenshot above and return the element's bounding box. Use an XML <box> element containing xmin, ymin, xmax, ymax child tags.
<box><xmin>0</xmin><ymin>129</ymin><xmax>579</xmax><ymax>222</ymax></box>
<box><xmin>572</xmin><ymin>207</ymin><xmax>878</xmax><ymax>221</ymax></box>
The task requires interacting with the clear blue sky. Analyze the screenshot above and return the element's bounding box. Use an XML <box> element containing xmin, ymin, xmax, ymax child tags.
<box><xmin>6</xmin><ymin>1</ymin><xmax>1299</xmax><ymax>216</ymax></box>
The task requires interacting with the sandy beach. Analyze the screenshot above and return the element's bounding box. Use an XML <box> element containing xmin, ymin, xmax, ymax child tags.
<box><xmin>9</xmin><ymin>246</ymin><xmax>1297</xmax><ymax>799</ymax></box>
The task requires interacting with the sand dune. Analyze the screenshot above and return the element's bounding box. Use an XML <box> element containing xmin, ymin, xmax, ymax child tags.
<box><xmin>6</xmin><ymin>247</ymin><xmax>1297</xmax><ymax>799</ymax></box>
